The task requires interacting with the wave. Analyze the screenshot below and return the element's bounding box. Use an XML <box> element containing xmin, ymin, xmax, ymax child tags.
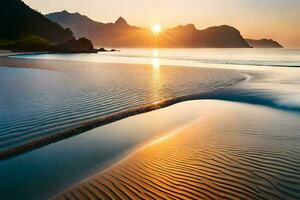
<box><xmin>200</xmin><ymin>88</ymin><xmax>300</xmax><ymax>114</ymax></box>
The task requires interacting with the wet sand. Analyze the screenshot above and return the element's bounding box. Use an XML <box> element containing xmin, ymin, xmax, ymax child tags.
<box><xmin>54</xmin><ymin>101</ymin><xmax>300</xmax><ymax>200</ymax></box>
<box><xmin>0</xmin><ymin>56</ymin><xmax>246</xmax><ymax>159</ymax></box>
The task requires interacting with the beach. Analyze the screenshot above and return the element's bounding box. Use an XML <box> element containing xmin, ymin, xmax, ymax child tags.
<box><xmin>2</xmin><ymin>0</ymin><xmax>300</xmax><ymax>199</ymax></box>
<box><xmin>2</xmin><ymin>100</ymin><xmax>300</xmax><ymax>200</ymax></box>
<box><xmin>55</xmin><ymin>100</ymin><xmax>300</xmax><ymax>200</ymax></box>
<box><xmin>0</xmin><ymin>49</ymin><xmax>300</xmax><ymax>199</ymax></box>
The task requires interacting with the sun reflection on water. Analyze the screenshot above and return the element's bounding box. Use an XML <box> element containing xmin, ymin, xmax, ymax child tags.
<box><xmin>152</xmin><ymin>58</ymin><xmax>160</xmax><ymax>68</ymax></box>
<box><xmin>150</xmin><ymin>49</ymin><xmax>164</xmax><ymax>101</ymax></box>
<box><xmin>152</xmin><ymin>49</ymin><xmax>160</xmax><ymax>68</ymax></box>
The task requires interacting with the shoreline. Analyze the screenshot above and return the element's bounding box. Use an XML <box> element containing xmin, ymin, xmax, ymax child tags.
<box><xmin>0</xmin><ymin>54</ymin><xmax>249</xmax><ymax>159</ymax></box>
<box><xmin>0</xmin><ymin>51</ymin><xmax>51</xmax><ymax>57</ymax></box>
<box><xmin>1</xmin><ymin>55</ymin><xmax>300</xmax><ymax>159</ymax></box>
<box><xmin>2</xmin><ymin>56</ymin><xmax>300</xmax><ymax>159</ymax></box>
<box><xmin>0</xmin><ymin>74</ymin><xmax>247</xmax><ymax>159</ymax></box>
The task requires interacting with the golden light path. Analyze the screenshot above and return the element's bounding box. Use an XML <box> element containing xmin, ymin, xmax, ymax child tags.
<box><xmin>152</xmin><ymin>49</ymin><xmax>161</xmax><ymax>68</ymax></box>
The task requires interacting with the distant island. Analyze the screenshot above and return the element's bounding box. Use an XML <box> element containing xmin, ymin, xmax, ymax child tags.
<box><xmin>47</xmin><ymin>11</ymin><xmax>283</xmax><ymax>48</ymax></box>
<box><xmin>246</xmin><ymin>39</ymin><xmax>283</xmax><ymax>48</ymax></box>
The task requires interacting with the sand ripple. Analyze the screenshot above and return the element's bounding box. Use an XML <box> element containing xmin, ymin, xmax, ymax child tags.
<box><xmin>55</xmin><ymin>102</ymin><xmax>300</xmax><ymax>200</ymax></box>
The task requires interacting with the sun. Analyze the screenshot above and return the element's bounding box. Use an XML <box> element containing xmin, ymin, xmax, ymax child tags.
<box><xmin>151</xmin><ymin>23</ymin><xmax>162</xmax><ymax>34</ymax></box>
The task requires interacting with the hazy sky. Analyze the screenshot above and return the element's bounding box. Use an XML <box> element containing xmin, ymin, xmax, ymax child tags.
<box><xmin>24</xmin><ymin>0</ymin><xmax>300</xmax><ymax>47</ymax></box>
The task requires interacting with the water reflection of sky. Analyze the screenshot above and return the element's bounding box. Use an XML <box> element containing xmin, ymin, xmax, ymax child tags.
<box><xmin>0</xmin><ymin>101</ymin><xmax>206</xmax><ymax>199</ymax></box>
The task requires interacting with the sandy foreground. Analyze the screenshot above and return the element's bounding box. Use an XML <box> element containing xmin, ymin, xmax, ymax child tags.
<box><xmin>53</xmin><ymin>100</ymin><xmax>300</xmax><ymax>200</ymax></box>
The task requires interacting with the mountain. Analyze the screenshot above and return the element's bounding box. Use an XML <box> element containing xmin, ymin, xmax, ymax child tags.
<box><xmin>0</xmin><ymin>0</ymin><xmax>73</xmax><ymax>43</ymax></box>
<box><xmin>46</xmin><ymin>11</ymin><xmax>250</xmax><ymax>48</ymax></box>
<box><xmin>246</xmin><ymin>39</ymin><xmax>283</xmax><ymax>48</ymax></box>
<box><xmin>46</xmin><ymin>11</ymin><xmax>144</xmax><ymax>47</ymax></box>
<box><xmin>163</xmin><ymin>24</ymin><xmax>250</xmax><ymax>48</ymax></box>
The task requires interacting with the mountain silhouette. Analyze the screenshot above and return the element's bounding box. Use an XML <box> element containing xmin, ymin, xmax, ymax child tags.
<box><xmin>47</xmin><ymin>11</ymin><xmax>251</xmax><ymax>48</ymax></box>
<box><xmin>164</xmin><ymin>24</ymin><xmax>250</xmax><ymax>48</ymax></box>
<box><xmin>115</xmin><ymin>17</ymin><xmax>129</xmax><ymax>26</ymax></box>
<box><xmin>0</xmin><ymin>0</ymin><xmax>73</xmax><ymax>43</ymax></box>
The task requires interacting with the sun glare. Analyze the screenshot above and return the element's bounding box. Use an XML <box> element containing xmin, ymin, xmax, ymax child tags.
<box><xmin>152</xmin><ymin>24</ymin><xmax>162</xmax><ymax>34</ymax></box>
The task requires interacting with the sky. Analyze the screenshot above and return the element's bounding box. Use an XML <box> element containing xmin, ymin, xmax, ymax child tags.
<box><xmin>24</xmin><ymin>0</ymin><xmax>300</xmax><ymax>47</ymax></box>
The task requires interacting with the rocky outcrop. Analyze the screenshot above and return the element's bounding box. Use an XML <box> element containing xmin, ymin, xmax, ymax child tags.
<box><xmin>54</xmin><ymin>38</ymin><xmax>97</xmax><ymax>53</ymax></box>
<box><xmin>246</xmin><ymin>39</ymin><xmax>283</xmax><ymax>48</ymax></box>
